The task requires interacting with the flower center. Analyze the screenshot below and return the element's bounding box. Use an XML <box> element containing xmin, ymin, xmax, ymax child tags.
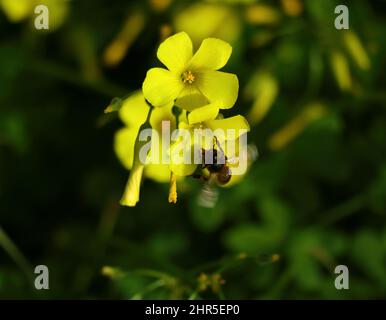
<box><xmin>181</xmin><ymin>70</ymin><xmax>195</xmax><ymax>84</ymax></box>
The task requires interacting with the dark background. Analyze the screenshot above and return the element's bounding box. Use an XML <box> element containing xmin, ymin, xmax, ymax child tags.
<box><xmin>0</xmin><ymin>0</ymin><xmax>386</xmax><ymax>299</ymax></box>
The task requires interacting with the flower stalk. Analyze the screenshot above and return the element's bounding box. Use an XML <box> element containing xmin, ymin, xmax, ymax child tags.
<box><xmin>120</xmin><ymin>108</ymin><xmax>153</xmax><ymax>207</ymax></box>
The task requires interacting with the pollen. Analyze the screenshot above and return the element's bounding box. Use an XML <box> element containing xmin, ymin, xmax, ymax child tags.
<box><xmin>181</xmin><ymin>70</ymin><xmax>195</xmax><ymax>84</ymax></box>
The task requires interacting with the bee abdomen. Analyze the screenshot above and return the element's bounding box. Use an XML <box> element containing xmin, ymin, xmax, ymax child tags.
<box><xmin>216</xmin><ymin>167</ymin><xmax>232</xmax><ymax>185</ymax></box>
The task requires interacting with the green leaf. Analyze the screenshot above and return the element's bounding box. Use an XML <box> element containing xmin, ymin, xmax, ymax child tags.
<box><xmin>351</xmin><ymin>230</ymin><xmax>386</xmax><ymax>286</ymax></box>
<box><xmin>223</xmin><ymin>224</ymin><xmax>280</xmax><ymax>254</ymax></box>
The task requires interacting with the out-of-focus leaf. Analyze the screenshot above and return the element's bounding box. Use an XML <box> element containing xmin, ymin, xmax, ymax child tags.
<box><xmin>351</xmin><ymin>230</ymin><xmax>386</xmax><ymax>286</ymax></box>
<box><xmin>147</xmin><ymin>232</ymin><xmax>188</xmax><ymax>259</ymax></box>
<box><xmin>368</xmin><ymin>165</ymin><xmax>386</xmax><ymax>215</ymax></box>
<box><xmin>223</xmin><ymin>224</ymin><xmax>280</xmax><ymax>254</ymax></box>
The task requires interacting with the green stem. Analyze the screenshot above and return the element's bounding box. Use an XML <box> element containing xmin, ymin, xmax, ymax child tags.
<box><xmin>317</xmin><ymin>193</ymin><xmax>367</xmax><ymax>226</ymax></box>
<box><xmin>172</xmin><ymin>105</ymin><xmax>182</xmax><ymax>128</ymax></box>
<box><xmin>0</xmin><ymin>226</ymin><xmax>34</xmax><ymax>285</ymax></box>
<box><xmin>131</xmin><ymin>279</ymin><xmax>166</xmax><ymax>299</ymax></box>
<box><xmin>188</xmin><ymin>290</ymin><xmax>199</xmax><ymax>300</ymax></box>
<box><xmin>262</xmin><ymin>268</ymin><xmax>292</xmax><ymax>299</ymax></box>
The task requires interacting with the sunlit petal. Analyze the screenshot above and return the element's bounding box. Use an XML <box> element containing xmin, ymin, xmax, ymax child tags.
<box><xmin>119</xmin><ymin>91</ymin><xmax>150</xmax><ymax>127</ymax></box>
<box><xmin>196</xmin><ymin>71</ymin><xmax>238</xmax><ymax>109</ymax></box>
<box><xmin>188</xmin><ymin>102</ymin><xmax>219</xmax><ymax>124</ymax></box>
<box><xmin>174</xmin><ymin>84</ymin><xmax>209</xmax><ymax>111</ymax></box>
<box><xmin>189</xmin><ymin>38</ymin><xmax>232</xmax><ymax>71</ymax></box>
<box><xmin>157</xmin><ymin>31</ymin><xmax>193</xmax><ymax>74</ymax></box>
<box><xmin>206</xmin><ymin>115</ymin><xmax>250</xmax><ymax>140</ymax></box>
<box><xmin>142</xmin><ymin>68</ymin><xmax>184</xmax><ymax>107</ymax></box>
<box><xmin>114</xmin><ymin>127</ymin><xmax>138</xmax><ymax>170</ymax></box>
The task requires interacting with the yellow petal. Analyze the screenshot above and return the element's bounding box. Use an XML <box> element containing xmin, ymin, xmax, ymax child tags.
<box><xmin>196</xmin><ymin>71</ymin><xmax>238</xmax><ymax>109</ymax></box>
<box><xmin>169</xmin><ymin>137</ymin><xmax>197</xmax><ymax>176</ymax></box>
<box><xmin>245</xmin><ymin>4</ymin><xmax>281</xmax><ymax>25</ymax></box>
<box><xmin>145</xmin><ymin>163</ymin><xmax>171</xmax><ymax>182</ymax></box>
<box><xmin>170</xmin><ymin>162</ymin><xmax>198</xmax><ymax>177</ymax></box>
<box><xmin>120</xmin><ymin>161</ymin><xmax>145</xmax><ymax>207</ymax></box>
<box><xmin>329</xmin><ymin>50</ymin><xmax>351</xmax><ymax>92</ymax></box>
<box><xmin>120</xmin><ymin>121</ymin><xmax>154</xmax><ymax>206</ymax></box>
<box><xmin>157</xmin><ymin>32</ymin><xmax>193</xmax><ymax>74</ymax></box>
<box><xmin>114</xmin><ymin>127</ymin><xmax>138</xmax><ymax>170</ymax></box>
<box><xmin>281</xmin><ymin>0</ymin><xmax>303</xmax><ymax>17</ymax></box>
<box><xmin>188</xmin><ymin>38</ymin><xmax>232</xmax><ymax>71</ymax></box>
<box><xmin>246</xmin><ymin>71</ymin><xmax>279</xmax><ymax>125</ymax></box>
<box><xmin>119</xmin><ymin>91</ymin><xmax>150</xmax><ymax>127</ymax></box>
<box><xmin>103</xmin><ymin>10</ymin><xmax>146</xmax><ymax>67</ymax></box>
<box><xmin>144</xmin><ymin>134</ymin><xmax>188</xmax><ymax>183</ymax></box>
<box><xmin>142</xmin><ymin>68</ymin><xmax>184</xmax><ymax>107</ymax></box>
<box><xmin>205</xmin><ymin>115</ymin><xmax>250</xmax><ymax>141</ymax></box>
<box><xmin>174</xmin><ymin>85</ymin><xmax>209</xmax><ymax>111</ymax></box>
<box><xmin>188</xmin><ymin>103</ymin><xmax>219</xmax><ymax>125</ymax></box>
<box><xmin>0</xmin><ymin>0</ymin><xmax>32</xmax><ymax>22</ymax></box>
<box><xmin>149</xmin><ymin>103</ymin><xmax>175</xmax><ymax>132</ymax></box>
<box><xmin>173</xmin><ymin>3</ymin><xmax>241</xmax><ymax>48</ymax></box>
<box><xmin>343</xmin><ymin>31</ymin><xmax>370</xmax><ymax>71</ymax></box>
<box><xmin>143</xmin><ymin>133</ymin><xmax>172</xmax><ymax>183</ymax></box>
<box><xmin>268</xmin><ymin>102</ymin><xmax>326</xmax><ymax>151</ymax></box>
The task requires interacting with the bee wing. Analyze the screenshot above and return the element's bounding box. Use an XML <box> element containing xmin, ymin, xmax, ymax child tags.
<box><xmin>197</xmin><ymin>176</ymin><xmax>219</xmax><ymax>208</ymax></box>
<box><xmin>226</xmin><ymin>144</ymin><xmax>259</xmax><ymax>165</ymax></box>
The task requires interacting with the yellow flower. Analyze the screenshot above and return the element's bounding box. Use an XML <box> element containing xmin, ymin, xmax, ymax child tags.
<box><xmin>169</xmin><ymin>102</ymin><xmax>250</xmax><ymax>182</ymax></box>
<box><xmin>142</xmin><ymin>32</ymin><xmax>239</xmax><ymax>112</ymax></box>
<box><xmin>120</xmin><ymin>141</ymin><xmax>146</xmax><ymax>207</ymax></box>
<box><xmin>115</xmin><ymin>91</ymin><xmax>177</xmax><ymax>206</ymax></box>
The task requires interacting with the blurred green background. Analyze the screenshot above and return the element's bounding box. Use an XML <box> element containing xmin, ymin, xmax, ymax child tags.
<box><xmin>1</xmin><ymin>0</ymin><xmax>386</xmax><ymax>299</ymax></box>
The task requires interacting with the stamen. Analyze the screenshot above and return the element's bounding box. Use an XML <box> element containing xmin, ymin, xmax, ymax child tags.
<box><xmin>181</xmin><ymin>70</ymin><xmax>195</xmax><ymax>84</ymax></box>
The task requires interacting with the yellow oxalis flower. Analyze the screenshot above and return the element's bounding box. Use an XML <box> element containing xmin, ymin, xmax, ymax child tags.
<box><xmin>114</xmin><ymin>91</ymin><xmax>175</xmax><ymax>184</ymax></box>
<box><xmin>142</xmin><ymin>32</ymin><xmax>239</xmax><ymax>112</ymax></box>
<box><xmin>169</xmin><ymin>102</ymin><xmax>250</xmax><ymax>181</ymax></box>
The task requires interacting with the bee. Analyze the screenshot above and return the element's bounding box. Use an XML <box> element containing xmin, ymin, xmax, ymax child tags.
<box><xmin>193</xmin><ymin>139</ymin><xmax>259</xmax><ymax>208</ymax></box>
<box><xmin>192</xmin><ymin>137</ymin><xmax>232</xmax><ymax>185</ymax></box>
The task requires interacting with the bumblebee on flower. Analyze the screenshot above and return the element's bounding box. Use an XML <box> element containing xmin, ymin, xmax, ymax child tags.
<box><xmin>112</xmin><ymin>32</ymin><xmax>251</xmax><ymax>207</ymax></box>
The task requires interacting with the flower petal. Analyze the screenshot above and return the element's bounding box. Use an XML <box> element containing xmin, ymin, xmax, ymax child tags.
<box><xmin>142</xmin><ymin>68</ymin><xmax>184</xmax><ymax>107</ymax></box>
<box><xmin>145</xmin><ymin>163</ymin><xmax>171</xmax><ymax>183</ymax></box>
<box><xmin>196</xmin><ymin>71</ymin><xmax>239</xmax><ymax>109</ymax></box>
<box><xmin>188</xmin><ymin>102</ymin><xmax>219</xmax><ymax>125</ymax></box>
<box><xmin>120</xmin><ymin>161</ymin><xmax>144</xmax><ymax>207</ymax></box>
<box><xmin>157</xmin><ymin>32</ymin><xmax>193</xmax><ymax>74</ymax></box>
<box><xmin>170</xmin><ymin>162</ymin><xmax>197</xmax><ymax>177</ymax></box>
<box><xmin>1</xmin><ymin>0</ymin><xmax>33</xmax><ymax>22</ymax></box>
<box><xmin>119</xmin><ymin>91</ymin><xmax>150</xmax><ymax>127</ymax></box>
<box><xmin>169</xmin><ymin>136</ymin><xmax>198</xmax><ymax>176</ymax></box>
<box><xmin>205</xmin><ymin>115</ymin><xmax>250</xmax><ymax>140</ymax></box>
<box><xmin>149</xmin><ymin>102</ymin><xmax>175</xmax><ymax>132</ymax></box>
<box><xmin>189</xmin><ymin>38</ymin><xmax>232</xmax><ymax>71</ymax></box>
<box><xmin>114</xmin><ymin>127</ymin><xmax>138</xmax><ymax>170</ymax></box>
<box><xmin>174</xmin><ymin>84</ymin><xmax>209</xmax><ymax>111</ymax></box>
